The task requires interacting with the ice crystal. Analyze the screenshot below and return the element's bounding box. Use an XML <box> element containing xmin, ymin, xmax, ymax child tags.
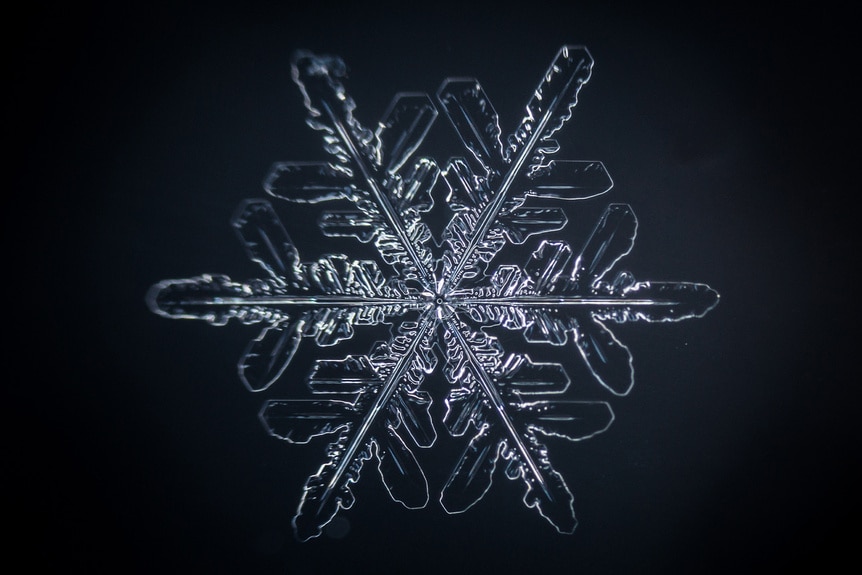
<box><xmin>148</xmin><ymin>46</ymin><xmax>719</xmax><ymax>540</ymax></box>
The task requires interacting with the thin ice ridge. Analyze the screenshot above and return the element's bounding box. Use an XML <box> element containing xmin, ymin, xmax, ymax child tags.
<box><xmin>147</xmin><ymin>46</ymin><xmax>719</xmax><ymax>541</ymax></box>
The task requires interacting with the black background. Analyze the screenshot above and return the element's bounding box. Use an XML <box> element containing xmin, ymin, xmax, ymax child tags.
<box><xmin>14</xmin><ymin>2</ymin><xmax>858</xmax><ymax>573</ymax></box>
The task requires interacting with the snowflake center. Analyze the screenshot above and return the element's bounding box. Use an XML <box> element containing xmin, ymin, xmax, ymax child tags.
<box><xmin>421</xmin><ymin>289</ymin><xmax>449</xmax><ymax>307</ymax></box>
<box><xmin>420</xmin><ymin>289</ymin><xmax>455</xmax><ymax>320</ymax></box>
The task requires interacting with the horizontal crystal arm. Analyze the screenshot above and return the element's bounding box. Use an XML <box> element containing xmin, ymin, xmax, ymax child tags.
<box><xmin>164</xmin><ymin>295</ymin><xmax>425</xmax><ymax>307</ymax></box>
<box><xmin>452</xmin><ymin>296</ymin><xmax>683</xmax><ymax>307</ymax></box>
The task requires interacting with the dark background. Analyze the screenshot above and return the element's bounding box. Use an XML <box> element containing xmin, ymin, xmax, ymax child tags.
<box><xmin>14</xmin><ymin>2</ymin><xmax>857</xmax><ymax>573</ymax></box>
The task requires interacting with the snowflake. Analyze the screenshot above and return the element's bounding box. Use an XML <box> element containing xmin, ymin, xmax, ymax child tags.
<box><xmin>147</xmin><ymin>46</ymin><xmax>719</xmax><ymax>541</ymax></box>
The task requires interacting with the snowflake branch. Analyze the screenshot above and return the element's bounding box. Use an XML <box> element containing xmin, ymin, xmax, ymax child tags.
<box><xmin>290</xmin><ymin>309</ymin><xmax>436</xmax><ymax>539</ymax></box>
<box><xmin>319</xmin><ymin>99</ymin><xmax>436</xmax><ymax>288</ymax></box>
<box><xmin>324</xmin><ymin>310</ymin><xmax>433</xmax><ymax>495</ymax></box>
<box><xmin>441</xmin><ymin>313</ymin><xmax>550</xmax><ymax>498</ymax></box>
<box><xmin>440</xmin><ymin>47</ymin><xmax>594</xmax><ymax>292</ymax></box>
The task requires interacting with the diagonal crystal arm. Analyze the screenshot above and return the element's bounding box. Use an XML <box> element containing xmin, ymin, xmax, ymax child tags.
<box><xmin>321</xmin><ymin>100</ymin><xmax>436</xmax><ymax>289</ymax></box>
<box><xmin>442</xmin><ymin>53</ymin><xmax>592</xmax><ymax>293</ymax></box>
<box><xmin>441</xmin><ymin>313</ymin><xmax>550</xmax><ymax>498</ymax></box>
<box><xmin>319</xmin><ymin>310</ymin><xmax>436</xmax><ymax>500</ymax></box>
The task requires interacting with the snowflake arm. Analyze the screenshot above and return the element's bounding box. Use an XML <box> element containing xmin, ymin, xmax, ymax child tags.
<box><xmin>452</xmin><ymin>204</ymin><xmax>720</xmax><ymax>395</ymax></box>
<box><xmin>438</xmin><ymin>46</ymin><xmax>612</xmax><ymax>290</ymax></box>
<box><xmin>147</xmin><ymin>200</ymin><xmax>422</xmax><ymax>392</ymax></box>
<box><xmin>439</xmin><ymin>314</ymin><xmax>614</xmax><ymax>532</ymax></box>
<box><xmin>260</xmin><ymin>315</ymin><xmax>437</xmax><ymax>541</ymax></box>
<box><xmin>265</xmin><ymin>52</ymin><xmax>438</xmax><ymax>287</ymax></box>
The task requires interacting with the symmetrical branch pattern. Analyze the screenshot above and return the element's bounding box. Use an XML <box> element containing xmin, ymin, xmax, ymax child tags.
<box><xmin>148</xmin><ymin>46</ymin><xmax>719</xmax><ymax>540</ymax></box>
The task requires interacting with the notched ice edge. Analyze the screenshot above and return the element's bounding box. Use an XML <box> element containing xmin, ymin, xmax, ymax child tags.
<box><xmin>146</xmin><ymin>45</ymin><xmax>719</xmax><ymax>541</ymax></box>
